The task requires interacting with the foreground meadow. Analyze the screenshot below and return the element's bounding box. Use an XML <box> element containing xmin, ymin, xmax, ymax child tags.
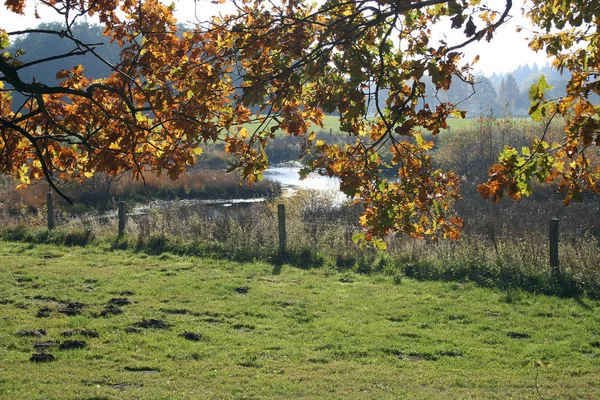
<box><xmin>0</xmin><ymin>241</ymin><xmax>599</xmax><ymax>399</ymax></box>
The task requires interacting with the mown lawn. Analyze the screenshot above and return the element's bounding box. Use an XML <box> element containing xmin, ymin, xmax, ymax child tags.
<box><xmin>0</xmin><ymin>241</ymin><xmax>599</xmax><ymax>399</ymax></box>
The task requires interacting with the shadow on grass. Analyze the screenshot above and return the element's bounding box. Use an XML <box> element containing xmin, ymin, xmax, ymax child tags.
<box><xmin>3</xmin><ymin>226</ymin><xmax>600</xmax><ymax>300</ymax></box>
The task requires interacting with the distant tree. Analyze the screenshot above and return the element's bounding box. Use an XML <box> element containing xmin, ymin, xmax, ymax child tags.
<box><xmin>472</xmin><ymin>76</ymin><xmax>501</xmax><ymax>115</ymax></box>
<box><xmin>498</xmin><ymin>74</ymin><xmax>520</xmax><ymax>114</ymax></box>
<box><xmin>512</xmin><ymin>64</ymin><xmax>532</xmax><ymax>83</ymax></box>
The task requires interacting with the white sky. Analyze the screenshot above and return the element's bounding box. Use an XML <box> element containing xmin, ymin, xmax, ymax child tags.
<box><xmin>0</xmin><ymin>0</ymin><xmax>551</xmax><ymax>75</ymax></box>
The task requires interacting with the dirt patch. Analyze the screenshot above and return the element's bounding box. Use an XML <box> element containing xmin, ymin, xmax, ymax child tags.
<box><xmin>59</xmin><ymin>340</ymin><xmax>87</xmax><ymax>350</ymax></box>
<box><xmin>36</xmin><ymin>307</ymin><xmax>52</xmax><ymax>318</ymax></box>
<box><xmin>385</xmin><ymin>349</ymin><xmax>438</xmax><ymax>361</ymax></box>
<box><xmin>398</xmin><ymin>333</ymin><xmax>420</xmax><ymax>339</ymax></box>
<box><xmin>15</xmin><ymin>276</ymin><xmax>35</xmax><ymax>283</ymax></box>
<box><xmin>58</xmin><ymin>306</ymin><xmax>83</xmax><ymax>316</ymax></box>
<box><xmin>161</xmin><ymin>308</ymin><xmax>188</xmax><ymax>315</ymax></box>
<box><xmin>234</xmin><ymin>286</ymin><xmax>250</xmax><ymax>294</ymax></box>
<box><xmin>133</xmin><ymin>319</ymin><xmax>170</xmax><ymax>329</ymax></box>
<box><xmin>40</xmin><ymin>253</ymin><xmax>62</xmax><ymax>259</ymax></box>
<box><xmin>272</xmin><ymin>300</ymin><xmax>296</xmax><ymax>308</ymax></box>
<box><xmin>238</xmin><ymin>361</ymin><xmax>261</xmax><ymax>368</ymax></box>
<box><xmin>232</xmin><ymin>323</ymin><xmax>255</xmax><ymax>331</ymax></box>
<box><xmin>62</xmin><ymin>330</ymin><xmax>99</xmax><ymax>338</ymax></box>
<box><xmin>590</xmin><ymin>341</ymin><xmax>600</xmax><ymax>348</ymax></box>
<box><xmin>17</xmin><ymin>329</ymin><xmax>47</xmax><ymax>337</ymax></box>
<box><xmin>109</xmin><ymin>382</ymin><xmax>136</xmax><ymax>390</ymax></box>
<box><xmin>308</xmin><ymin>357</ymin><xmax>330</xmax><ymax>364</ymax></box>
<box><xmin>30</xmin><ymin>353</ymin><xmax>56</xmax><ymax>362</ymax></box>
<box><xmin>120</xmin><ymin>290</ymin><xmax>135</xmax><ymax>296</ymax></box>
<box><xmin>438</xmin><ymin>350</ymin><xmax>463</xmax><ymax>358</ymax></box>
<box><xmin>125</xmin><ymin>327</ymin><xmax>142</xmax><ymax>334</ymax></box>
<box><xmin>99</xmin><ymin>305</ymin><xmax>123</xmax><ymax>317</ymax></box>
<box><xmin>66</xmin><ymin>301</ymin><xmax>85</xmax><ymax>309</ymax></box>
<box><xmin>181</xmin><ymin>331</ymin><xmax>208</xmax><ymax>342</ymax></box>
<box><xmin>123</xmin><ymin>366</ymin><xmax>160</xmax><ymax>373</ymax></box>
<box><xmin>108</xmin><ymin>297</ymin><xmax>132</xmax><ymax>306</ymax></box>
<box><xmin>507</xmin><ymin>331</ymin><xmax>530</xmax><ymax>339</ymax></box>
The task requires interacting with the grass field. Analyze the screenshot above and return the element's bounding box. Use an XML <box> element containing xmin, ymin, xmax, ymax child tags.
<box><xmin>243</xmin><ymin>115</ymin><xmax>476</xmax><ymax>136</ymax></box>
<box><xmin>1</xmin><ymin>241</ymin><xmax>599</xmax><ymax>399</ymax></box>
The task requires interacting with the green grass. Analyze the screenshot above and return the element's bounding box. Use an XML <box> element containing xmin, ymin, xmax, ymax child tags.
<box><xmin>1</xmin><ymin>241</ymin><xmax>599</xmax><ymax>399</ymax></box>
<box><xmin>242</xmin><ymin>115</ymin><xmax>479</xmax><ymax>136</ymax></box>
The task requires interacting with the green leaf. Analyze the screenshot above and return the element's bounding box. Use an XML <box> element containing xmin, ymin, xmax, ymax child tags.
<box><xmin>0</xmin><ymin>33</ymin><xmax>9</xmax><ymax>49</ymax></box>
<box><xmin>352</xmin><ymin>233</ymin><xmax>365</xmax><ymax>244</ymax></box>
<box><xmin>517</xmin><ymin>180</ymin><xmax>532</xmax><ymax>196</ymax></box>
<box><xmin>372</xmin><ymin>238</ymin><xmax>387</xmax><ymax>251</ymax></box>
<box><xmin>529</xmin><ymin>75</ymin><xmax>553</xmax><ymax>101</ymax></box>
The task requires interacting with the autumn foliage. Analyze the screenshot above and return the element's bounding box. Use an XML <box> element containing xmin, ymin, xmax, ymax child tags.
<box><xmin>0</xmin><ymin>0</ymin><xmax>598</xmax><ymax>241</ymax></box>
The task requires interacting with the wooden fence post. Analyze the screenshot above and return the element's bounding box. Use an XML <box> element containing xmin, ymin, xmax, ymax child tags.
<box><xmin>118</xmin><ymin>201</ymin><xmax>127</xmax><ymax>238</ymax></box>
<box><xmin>278</xmin><ymin>204</ymin><xmax>286</xmax><ymax>257</ymax></box>
<box><xmin>549</xmin><ymin>218</ymin><xmax>559</xmax><ymax>270</ymax></box>
<box><xmin>46</xmin><ymin>191</ymin><xmax>55</xmax><ymax>230</ymax></box>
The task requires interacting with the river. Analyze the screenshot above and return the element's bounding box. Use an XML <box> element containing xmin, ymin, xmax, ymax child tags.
<box><xmin>127</xmin><ymin>164</ymin><xmax>344</xmax><ymax>215</ymax></box>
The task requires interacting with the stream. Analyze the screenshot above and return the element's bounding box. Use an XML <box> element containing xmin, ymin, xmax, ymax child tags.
<box><xmin>127</xmin><ymin>164</ymin><xmax>343</xmax><ymax>215</ymax></box>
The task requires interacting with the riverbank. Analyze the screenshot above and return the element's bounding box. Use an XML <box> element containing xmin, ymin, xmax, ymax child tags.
<box><xmin>0</xmin><ymin>169</ymin><xmax>282</xmax><ymax>217</ymax></box>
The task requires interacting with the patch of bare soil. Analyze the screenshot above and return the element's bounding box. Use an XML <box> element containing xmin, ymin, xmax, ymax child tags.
<box><xmin>16</xmin><ymin>329</ymin><xmax>47</xmax><ymax>337</ymax></box>
<box><xmin>132</xmin><ymin>319</ymin><xmax>170</xmax><ymax>329</ymax></box>
<box><xmin>61</xmin><ymin>330</ymin><xmax>99</xmax><ymax>338</ymax></box>
<box><xmin>59</xmin><ymin>340</ymin><xmax>87</xmax><ymax>350</ymax></box>
<box><xmin>30</xmin><ymin>353</ymin><xmax>55</xmax><ymax>362</ymax></box>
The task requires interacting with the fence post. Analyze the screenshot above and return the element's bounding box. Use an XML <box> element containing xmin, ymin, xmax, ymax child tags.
<box><xmin>46</xmin><ymin>191</ymin><xmax>55</xmax><ymax>230</ymax></box>
<box><xmin>549</xmin><ymin>218</ymin><xmax>559</xmax><ymax>271</ymax></box>
<box><xmin>278</xmin><ymin>204</ymin><xmax>286</xmax><ymax>257</ymax></box>
<box><xmin>118</xmin><ymin>201</ymin><xmax>127</xmax><ymax>238</ymax></box>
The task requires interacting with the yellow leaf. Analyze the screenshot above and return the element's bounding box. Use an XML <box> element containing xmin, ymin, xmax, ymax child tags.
<box><xmin>17</xmin><ymin>165</ymin><xmax>30</xmax><ymax>184</ymax></box>
<box><xmin>193</xmin><ymin>147</ymin><xmax>203</xmax><ymax>155</ymax></box>
<box><xmin>83</xmin><ymin>171</ymin><xmax>94</xmax><ymax>179</ymax></box>
<box><xmin>359</xmin><ymin>214</ymin><xmax>368</xmax><ymax>226</ymax></box>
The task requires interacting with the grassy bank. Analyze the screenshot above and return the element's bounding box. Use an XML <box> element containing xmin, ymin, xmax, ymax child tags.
<box><xmin>0</xmin><ymin>241</ymin><xmax>599</xmax><ymax>399</ymax></box>
<box><xmin>1</xmin><ymin>188</ymin><xmax>599</xmax><ymax>299</ymax></box>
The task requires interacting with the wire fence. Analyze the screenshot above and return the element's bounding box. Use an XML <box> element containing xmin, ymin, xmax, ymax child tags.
<box><xmin>2</xmin><ymin>189</ymin><xmax>599</xmax><ymax>297</ymax></box>
<box><xmin>33</xmin><ymin>190</ymin><xmax>598</xmax><ymax>272</ymax></box>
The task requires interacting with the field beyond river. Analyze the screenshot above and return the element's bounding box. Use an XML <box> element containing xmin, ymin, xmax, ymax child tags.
<box><xmin>1</xmin><ymin>241</ymin><xmax>599</xmax><ymax>399</ymax></box>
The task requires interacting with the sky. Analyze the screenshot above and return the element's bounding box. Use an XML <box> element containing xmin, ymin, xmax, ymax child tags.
<box><xmin>0</xmin><ymin>0</ymin><xmax>551</xmax><ymax>75</ymax></box>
